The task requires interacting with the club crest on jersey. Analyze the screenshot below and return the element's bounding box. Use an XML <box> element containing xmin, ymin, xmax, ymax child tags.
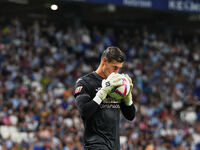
<box><xmin>75</xmin><ymin>86</ymin><xmax>83</xmax><ymax>94</ymax></box>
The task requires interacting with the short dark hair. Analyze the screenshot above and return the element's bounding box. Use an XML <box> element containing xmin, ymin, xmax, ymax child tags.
<box><xmin>101</xmin><ymin>46</ymin><xmax>124</xmax><ymax>63</ymax></box>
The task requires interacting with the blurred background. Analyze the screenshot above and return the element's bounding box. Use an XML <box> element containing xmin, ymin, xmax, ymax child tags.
<box><xmin>0</xmin><ymin>0</ymin><xmax>200</xmax><ymax>149</ymax></box>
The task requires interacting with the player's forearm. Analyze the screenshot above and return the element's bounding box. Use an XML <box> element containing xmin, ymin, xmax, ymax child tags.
<box><xmin>120</xmin><ymin>101</ymin><xmax>136</xmax><ymax>121</ymax></box>
<box><xmin>75</xmin><ymin>94</ymin><xmax>100</xmax><ymax>120</ymax></box>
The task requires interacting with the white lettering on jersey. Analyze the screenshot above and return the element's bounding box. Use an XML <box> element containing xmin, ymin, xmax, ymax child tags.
<box><xmin>95</xmin><ymin>87</ymin><xmax>101</xmax><ymax>92</ymax></box>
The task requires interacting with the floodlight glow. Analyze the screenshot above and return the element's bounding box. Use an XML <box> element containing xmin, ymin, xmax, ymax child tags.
<box><xmin>51</xmin><ymin>4</ymin><xmax>58</xmax><ymax>10</ymax></box>
<box><xmin>107</xmin><ymin>4</ymin><xmax>116</xmax><ymax>12</ymax></box>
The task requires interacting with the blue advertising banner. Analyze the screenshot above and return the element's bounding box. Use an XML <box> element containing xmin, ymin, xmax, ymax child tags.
<box><xmin>167</xmin><ymin>0</ymin><xmax>200</xmax><ymax>13</ymax></box>
<box><xmin>71</xmin><ymin>0</ymin><xmax>200</xmax><ymax>13</ymax></box>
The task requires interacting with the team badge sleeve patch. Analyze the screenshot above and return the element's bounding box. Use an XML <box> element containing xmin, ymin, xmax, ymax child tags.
<box><xmin>75</xmin><ymin>86</ymin><xmax>83</xmax><ymax>94</ymax></box>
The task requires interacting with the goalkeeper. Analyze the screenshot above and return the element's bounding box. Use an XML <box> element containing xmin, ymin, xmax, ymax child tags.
<box><xmin>74</xmin><ymin>46</ymin><xmax>136</xmax><ymax>150</ymax></box>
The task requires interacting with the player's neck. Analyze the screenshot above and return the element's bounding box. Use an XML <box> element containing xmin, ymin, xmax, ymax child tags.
<box><xmin>95</xmin><ymin>67</ymin><xmax>106</xmax><ymax>79</ymax></box>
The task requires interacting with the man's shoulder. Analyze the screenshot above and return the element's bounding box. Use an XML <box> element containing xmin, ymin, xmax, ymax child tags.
<box><xmin>74</xmin><ymin>72</ymin><xmax>97</xmax><ymax>97</ymax></box>
<box><xmin>75</xmin><ymin>72</ymin><xmax>102</xmax><ymax>90</ymax></box>
<box><xmin>77</xmin><ymin>72</ymin><xmax>97</xmax><ymax>83</ymax></box>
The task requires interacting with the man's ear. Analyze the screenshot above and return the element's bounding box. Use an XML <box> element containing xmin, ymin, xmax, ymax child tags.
<box><xmin>102</xmin><ymin>57</ymin><xmax>108</xmax><ymax>63</ymax></box>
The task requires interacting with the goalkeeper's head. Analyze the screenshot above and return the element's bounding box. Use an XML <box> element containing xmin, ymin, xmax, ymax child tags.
<box><xmin>96</xmin><ymin>46</ymin><xmax>125</xmax><ymax>78</ymax></box>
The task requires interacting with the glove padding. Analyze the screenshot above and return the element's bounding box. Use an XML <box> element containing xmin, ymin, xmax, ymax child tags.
<box><xmin>96</xmin><ymin>73</ymin><xmax>123</xmax><ymax>100</ymax></box>
<box><xmin>124</xmin><ymin>74</ymin><xmax>133</xmax><ymax>106</ymax></box>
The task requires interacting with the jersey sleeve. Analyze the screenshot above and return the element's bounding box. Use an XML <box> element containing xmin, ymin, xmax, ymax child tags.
<box><xmin>74</xmin><ymin>78</ymin><xmax>90</xmax><ymax>98</ymax></box>
<box><xmin>74</xmin><ymin>78</ymin><xmax>100</xmax><ymax>120</ymax></box>
<box><xmin>120</xmin><ymin>101</ymin><xmax>136</xmax><ymax>121</ymax></box>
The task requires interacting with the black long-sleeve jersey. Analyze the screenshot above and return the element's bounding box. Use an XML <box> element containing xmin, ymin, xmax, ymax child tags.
<box><xmin>74</xmin><ymin>72</ymin><xmax>136</xmax><ymax>150</ymax></box>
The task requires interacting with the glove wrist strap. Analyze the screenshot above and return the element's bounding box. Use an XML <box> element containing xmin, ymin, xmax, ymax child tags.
<box><xmin>93</xmin><ymin>95</ymin><xmax>103</xmax><ymax>105</ymax></box>
<box><xmin>125</xmin><ymin>99</ymin><xmax>133</xmax><ymax>106</ymax></box>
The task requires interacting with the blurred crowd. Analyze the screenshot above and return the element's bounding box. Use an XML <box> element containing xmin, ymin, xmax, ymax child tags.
<box><xmin>0</xmin><ymin>18</ymin><xmax>200</xmax><ymax>150</ymax></box>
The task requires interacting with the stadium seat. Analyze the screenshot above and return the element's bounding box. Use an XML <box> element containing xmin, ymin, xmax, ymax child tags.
<box><xmin>11</xmin><ymin>131</ymin><xmax>21</xmax><ymax>143</ymax></box>
<box><xmin>0</xmin><ymin>126</ymin><xmax>10</xmax><ymax>139</ymax></box>
<box><xmin>9</xmin><ymin>126</ymin><xmax>18</xmax><ymax>134</ymax></box>
<box><xmin>120</xmin><ymin>136</ymin><xmax>127</xmax><ymax>145</ymax></box>
<box><xmin>20</xmin><ymin>132</ymin><xmax>28</xmax><ymax>142</ymax></box>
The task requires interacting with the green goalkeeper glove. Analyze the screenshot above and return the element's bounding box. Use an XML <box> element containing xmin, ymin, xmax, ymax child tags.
<box><xmin>93</xmin><ymin>73</ymin><xmax>123</xmax><ymax>104</ymax></box>
<box><xmin>124</xmin><ymin>74</ymin><xmax>133</xmax><ymax>106</ymax></box>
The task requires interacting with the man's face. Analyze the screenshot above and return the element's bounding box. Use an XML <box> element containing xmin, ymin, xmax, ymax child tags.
<box><xmin>102</xmin><ymin>58</ymin><xmax>124</xmax><ymax>78</ymax></box>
